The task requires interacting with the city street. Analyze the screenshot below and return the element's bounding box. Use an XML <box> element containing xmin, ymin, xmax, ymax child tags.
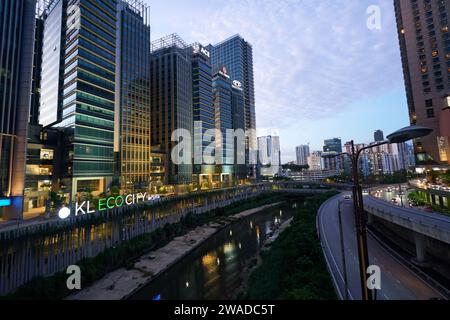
<box><xmin>318</xmin><ymin>194</ymin><xmax>446</xmax><ymax>300</ymax></box>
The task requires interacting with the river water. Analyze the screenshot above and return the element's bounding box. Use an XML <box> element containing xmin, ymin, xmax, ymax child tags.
<box><xmin>129</xmin><ymin>200</ymin><xmax>299</xmax><ymax>300</ymax></box>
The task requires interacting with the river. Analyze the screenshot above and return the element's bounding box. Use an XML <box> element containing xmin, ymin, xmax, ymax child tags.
<box><xmin>129</xmin><ymin>200</ymin><xmax>299</xmax><ymax>300</ymax></box>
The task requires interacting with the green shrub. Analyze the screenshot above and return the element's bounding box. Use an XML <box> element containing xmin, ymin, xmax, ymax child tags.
<box><xmin>245</xmin><ymin>192</ymin><xmax>338</xmax><ymax>300</ymax></box>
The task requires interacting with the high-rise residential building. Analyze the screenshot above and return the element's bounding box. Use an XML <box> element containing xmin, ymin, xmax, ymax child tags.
<box><xmin>347</xmin><ymin>140</ymin><xmax>415</xmax><ymax>178</ymax></box>
<box><xmin>374</xmin><ymin>129</ymin><xmax>384</xmax><ymax>142</ymax></box>
<box><xmin>213</xmin><ymin>66</ymin><xmax>234</xmax><ymax>186</ymax></box>
<box><xmin>151</xmin><ymin>34</ymin><xmax>193</xmax><ymax>187</ymax></box>
<box><xmin>38</xmin><ymin>0</ymin><xmax>118</xmax><ymax>202</ymax></box>
<box><xmin>323</xmin><ymin>138</ymin><xmax>342</xmax><ymax>153</ymax></box>
<box><xmin>115</xmin><ymin>0</ymin><xmax>151</xmax><ymax>193</ymax></box>
<box><xmin>394</xmin><ymin>0</ymin><xmax>450</xmax><ymax>165</ymax></box>
<box><xmin>0</xmin><ymin>0</ymin><xmax>37</xmax><ymax>220</ymax></box>
<box><xmin>211</xmin><ymin>35</ymin><xmax>256</xmax><ymax>177</ymax></box>
<box><xmin>191</xmin><ymin>43</ymin><xmax>215</xmax><ymax>189</ymax></box>
<box><xmin>257</xmin><ymin>135</ymin><xmax>281</xmax><ymax>177</ymax></box>
<box><xmin>296</xmin><ymin>145</ymin><xmax>310</xmax><ymax>166</ymax></box>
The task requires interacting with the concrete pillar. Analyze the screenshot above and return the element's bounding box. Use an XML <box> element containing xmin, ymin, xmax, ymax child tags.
<box><xmin>414</xmin><ymin>233</ymin><xmax>427</xmax><ymax>263</ymax></box>
<box><xmin>367</xmin><ymin>213</ymin><xmax>374</xmax><ymax>225</ymax></box>
<box><xmin>439</xmin><ymin>196</ymin><xmax>444</xmax><ymax>207</ymax></box>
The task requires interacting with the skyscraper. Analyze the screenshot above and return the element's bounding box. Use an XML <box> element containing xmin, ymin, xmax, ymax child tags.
<box><xmin>231</xmin><ymin>79</ymin><xmax>246</xmax><ymax>182</ymax></box>
<box><xmin>0</xmin><ymin>0</ymin><xmax>37</xmax><ymax>219</ymax></box>
<box><xmin>115</xmin><ymin>0</ymin><xmax>151</xmax><ymax>193</ymax></box>
<box><xmin>374</xmin><ymin>130</ymin><xmax>384</xmax><ymax>142</ymax></box>
<box><xmin>151</xmin><ymin>34</ymin><xmax>193</xmax><ymax>187</ymax></box>
<box><xmin>296</xmin><ymin>145</ymin><xmax>310</xmax><ymax>166</ymax></box>
<box><xmin>213</xmin><ymin>66</ymin><xmax>234</xmax><ymax>186</ymax></box>
<box><xmin>38</xmin><ymin>0</ymin><xmax>118</xmax><ymax>202</ymax></box>
<box><xmin>191</xmin><ymin>43</ymin><xmax>215</xmax><ymax>189</ymax></box>
<box><xmin>211</xmin><ymin>35</ymin><xmax>256</xmax><ymax>177</ymax></box>
<box><xmin>394</xmin><ymin>0</ymin><xmax>450</xmax><ymax>164</ymax></box>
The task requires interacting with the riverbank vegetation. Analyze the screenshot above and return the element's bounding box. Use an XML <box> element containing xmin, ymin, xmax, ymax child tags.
<box><xmin>245</xmin><ymin>192</ymin><xmax>338</xmax><ymax>300</ymax></box>
<box><xmin>3</xmin><ymin>192</ymin><xmax>287</xmax><ymax>300</ymax></box>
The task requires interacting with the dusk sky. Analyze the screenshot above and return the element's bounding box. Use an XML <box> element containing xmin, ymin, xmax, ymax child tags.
<box><xmin>147</xmin><ymin>0</ymin><xmax>410</xmax><ymax>163</ymax></box>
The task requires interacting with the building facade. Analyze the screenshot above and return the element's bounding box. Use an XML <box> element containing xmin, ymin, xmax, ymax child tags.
<box><xmin>213</xmin><ymin>66</ymin><xmax>234</xmax><ymax>186</ymax></box>
<box><xmin>191</xmin><ymin>43</ymin><xmax>215</xmax><ymax>189</ymax></box>
<box><xmin>38</xmin><ymin>0</ymin><xmax>119</xmax><ymax>202</ymax></box>
<box><xmin>115</xmin><ymin>0</ymin><xmax>151</xmax><ymax>193</ymax></box>
<box><xmin>231</xmin><ymin>79</ymin><xmax>246</xmax><ymax>182</ymax></box>
<box><xmin>308</xmin><ymin>151</ymin><xmax>323</xmax><ymax>171</ymax></box>
<box><xmin>0</xmin><ymin>0</ymin><xmax>37</xmax><ymax>220</ymax></box>
<box><xmin>151</xmin><ymin>34</ymin><xmax>193</xmax><ymax>187</ymax></box>
<box><xmin>395</xmin><ymin>0</ymin><xmax>450</xmax><ymax>165</ymax></box>
<box><xmin>296</xmin><ymin>144</ymin><xmax>310</xmax><ymax>166</ymax></box>
<box><xmin>211</xmin><ymin>35</ymin><xmax>256</xmax><ymax>177</ymax></box>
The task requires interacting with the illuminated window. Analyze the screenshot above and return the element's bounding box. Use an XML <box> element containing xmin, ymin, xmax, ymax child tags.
<box><xmin>40</xmin><ymin>149</ymin><xmax>54</xmax><ymax>160</ymax></box>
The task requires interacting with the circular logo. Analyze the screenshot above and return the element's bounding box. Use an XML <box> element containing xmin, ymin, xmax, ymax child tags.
<box><xmin>58</xmin><ymin>207</ymin><xmax>71</xmax><ymax>219</ymax></box>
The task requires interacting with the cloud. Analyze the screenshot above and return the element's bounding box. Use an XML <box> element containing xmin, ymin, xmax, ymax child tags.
<box><xmin>149</xmin><ymin>0</ymin><xmax>406</xmax><ymax>162</ymax></box>
<box><xmin>187</xmin><ymin>0</ymin><xmax>403</xmax><ymax>126</ymax></box>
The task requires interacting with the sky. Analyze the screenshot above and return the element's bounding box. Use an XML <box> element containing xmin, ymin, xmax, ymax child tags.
<box><xmin>146</xmin><ymin>0</ymin><xmax>410</xmax><ymax>163</ymax></box>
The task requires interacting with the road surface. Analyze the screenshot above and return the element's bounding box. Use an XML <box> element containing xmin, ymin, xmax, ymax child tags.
<box><xmin>318</xmin><ymin>194</ymin><xmax>446</xmax><ymax>300</ymax></box>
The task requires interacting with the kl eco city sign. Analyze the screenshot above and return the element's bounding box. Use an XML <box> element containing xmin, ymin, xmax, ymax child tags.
<box><xmin>58</xmin><ymin>193</ymin><xmax>161</xmax><ymax>219</ymax></box>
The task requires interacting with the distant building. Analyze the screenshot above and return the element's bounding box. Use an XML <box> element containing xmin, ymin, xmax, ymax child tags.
<box><xmin>308</xmin><ymin>151</ymin><xmax>323</xmax><ymax>171</ymax></box>
<box><xmin>374</xmin><ymin>130</ymin><xmax>384</xmax><ymax>142</ymax></box>
<box><xmin>288</xmin><ymin>170</ymin><xmax>340</xmax><ymax>182</ymax></box>
<box><xmin>323</xmin><ymin>138</ymin><xmax>342</xmax><ymax>153</ymax></box>
<box><xmin>296</xmin><ymin>145</ymin><xmax>310</xmax><ymax>166</ymax></box>
<box><xmin>257</xmin><ymin>136</ymin><xmax>281</xmax><ymax>177</ymax></box>
<box><xmin>350</xmin><ymin>141</ymin><xmax>415</xmax><ymax>177</ymax></box>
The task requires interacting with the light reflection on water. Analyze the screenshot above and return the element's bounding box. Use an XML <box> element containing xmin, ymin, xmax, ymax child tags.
<box><xmin>129</xmin><ymin>202</ymin><xmax>296</xmax><ymax>300</ymax></box>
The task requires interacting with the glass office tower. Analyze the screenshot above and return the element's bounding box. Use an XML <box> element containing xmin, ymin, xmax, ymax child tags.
<box><xmin>211</xmin><ymin>35</ymin><xmax>256</xmax><ymax>178</ymax></box>
<box><xmin>151</xmin><ymin>34</ymin><xmax>193</xmax><ymax>188</ymax></box>
<box><xmin>231</xmin><ymin>80</ymin><xmax>247</xmax><ymax>182</ymax></box>
<box><xmin>38</xmin><ymin>0</ymin><xmax>118</xmax><ymax>201</ymax></box>
<box><xmin>0</xmin><ymin>0</ymin><xmax>37</xmax><ymax>220</ymax></box>
<box><xmin>191</xmin><ymin>43</ymin><xmax>215</xmax><ymax>190</ymax></box>
<box><xmin>115</xmin><ymin>0</ymin><xmax>151</xmax><ymax>193</ymax></box>
<box><xmin>213</xmin><ymin>67</ymin><xmax>234</xmax><ymax>187</ymax></box>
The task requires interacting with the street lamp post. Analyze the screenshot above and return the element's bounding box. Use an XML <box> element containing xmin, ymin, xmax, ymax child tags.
<box><xmin>323</xmin><ymin>125</ymin><xmax>432</xmax><ymax>301</ymax></box>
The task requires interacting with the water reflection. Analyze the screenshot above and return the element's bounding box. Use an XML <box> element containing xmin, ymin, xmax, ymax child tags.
<box><xmin>130</xmin><ymin>203</ymin><xmax>296</xmax><ymax>300</ymax></box>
